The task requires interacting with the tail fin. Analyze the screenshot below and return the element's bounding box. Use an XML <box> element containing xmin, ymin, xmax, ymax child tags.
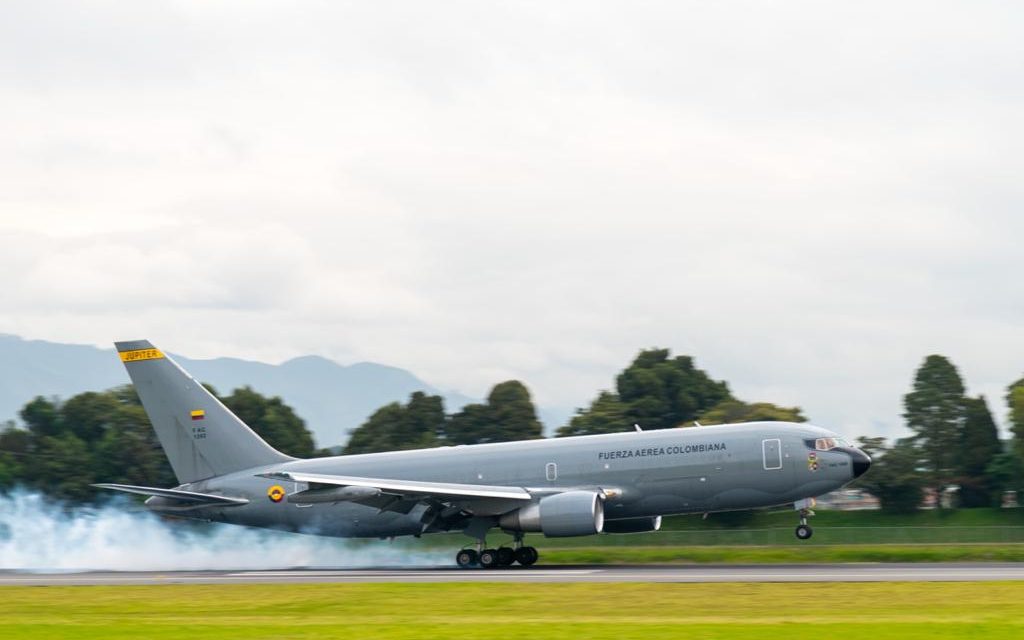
<box><xmin>115</xmin><ymin>340</ymin><xmax>292</xmax><ymax>484</ymax></box>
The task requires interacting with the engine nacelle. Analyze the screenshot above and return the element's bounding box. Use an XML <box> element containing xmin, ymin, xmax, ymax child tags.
<box><xmin>498</xmin><ymin>490</ymin><xmax>604</xmax><ymax>537</ymax></box>
<box><xmin>602</xmin><ymin>516</ymin><xmax>662</xmax><ymax>534</ymax></box>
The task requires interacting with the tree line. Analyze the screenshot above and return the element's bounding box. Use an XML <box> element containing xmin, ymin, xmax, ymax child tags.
<box><xmin>343</xmin><ymin>348</ymin><xmax>804</xmax><ymax>452</ymax></box>
<box><xmin>0</xmin><ymin>347</ymin><xmax>1021</xmax><ymax>512</ymax></box>
<box><xmin>0</xmin><ymin>385</ymin><xmax>321</xmax><ymax>502</ymax></box>
<box><xmin>856</xmin><ymin>355</ymin><xmax>1023</xmax><ymax>513</ymax></box>
<box><xmin>343</xmin><ymin>380</ymin><xmax>544</xmax><ymax>454</ymax></box>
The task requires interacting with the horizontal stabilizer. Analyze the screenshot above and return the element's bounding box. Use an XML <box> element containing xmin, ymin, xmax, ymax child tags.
<box><xmin>260</xmin><ymin>471</ymin><xmax>532</xmax><ymax>501</ymax></box>
<box><xmin>92</xmin><ymin>483</ymin><xmax>249</xmax><ymax>506</ymax></box>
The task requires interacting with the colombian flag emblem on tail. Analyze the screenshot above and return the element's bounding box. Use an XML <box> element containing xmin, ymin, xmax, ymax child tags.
<box><xmin>190</xmin><ymin>409</ymin><xmax>205</xmax><ymax>421</ymax></box>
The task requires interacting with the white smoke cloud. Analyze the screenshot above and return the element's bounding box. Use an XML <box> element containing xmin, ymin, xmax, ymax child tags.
<box><xmin>0</xmin><ymin>491</ymin><xmax>449</xmax><ymax>572</ymax></box>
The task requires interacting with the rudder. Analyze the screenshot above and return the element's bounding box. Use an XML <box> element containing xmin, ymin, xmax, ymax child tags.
<box><xmin>115</xmin><ymin>340</ymin><xmax>292</xmax><ymax>484</ymax></box>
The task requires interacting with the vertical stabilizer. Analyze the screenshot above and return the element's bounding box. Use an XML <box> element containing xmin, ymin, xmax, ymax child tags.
<box><xmin>115</xmin><ymin>340</ymin><xmax>292</xmax><ymax>484</ymax></box>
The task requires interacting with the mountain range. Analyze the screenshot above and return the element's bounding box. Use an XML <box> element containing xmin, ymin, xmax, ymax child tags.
<box><xmin>0</xmin><ymin>334</ymin><xmax>491</xmax><ymax>448</ymax></box>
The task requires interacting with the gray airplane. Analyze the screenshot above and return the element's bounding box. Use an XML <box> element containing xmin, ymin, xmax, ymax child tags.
<box><xmin>97</xmin><ymin>340</ymin><xmax>871</xmax><ymax>568</ymax></box>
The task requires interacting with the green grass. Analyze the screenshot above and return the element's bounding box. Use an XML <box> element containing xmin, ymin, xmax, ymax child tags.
<box><xmin>540</xmin><ymin>543</ymin><xmax>1024</xmax><ymax>564</ymax></box>
<box><xmin>569</xmin><ymin>508</ymin><xmax>1024</xmax><ymax>545</ymax></box>
<box><xmin>1</xmin><ymin>582</ymin><xmax>1022</xmax><ymax>639</ymax></box>
<box><xmin>660</xmin><ymin>507</ymin><xmax>1024</xmax><ymax>530</ymax></box>
<box><xmin>409</xmin><ymin>508</ymin><xmax>1024</xmax><ymax>549</ymax></box>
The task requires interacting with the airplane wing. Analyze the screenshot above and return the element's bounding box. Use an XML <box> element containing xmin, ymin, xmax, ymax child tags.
<box><xmin>259</xmin><ymin>471</ymin><xmax>532</xmax><ymax>501</ymax></box>
<box><xmin>93</xmin><ymin>483</ymin><xmax>250</xmax><ymax>506</ymax></box>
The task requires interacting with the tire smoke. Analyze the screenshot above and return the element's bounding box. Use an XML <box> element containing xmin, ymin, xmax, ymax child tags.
<box><xmin>0</xmin><ymin>491</ymin><xmax>449</xmax><ymax>572</ymax></box>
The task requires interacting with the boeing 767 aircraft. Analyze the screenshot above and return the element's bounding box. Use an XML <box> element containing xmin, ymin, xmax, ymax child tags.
<box><xmin>96</xmin><ymin>340</ymin><xmax>871</xmax><ymax>568</ymax></box>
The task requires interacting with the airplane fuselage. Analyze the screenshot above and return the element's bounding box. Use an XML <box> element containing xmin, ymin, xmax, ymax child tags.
<box><xmin>154</xmin><ymin>421</ymin><xmax>863</xmax><ymax>539</ymax></box>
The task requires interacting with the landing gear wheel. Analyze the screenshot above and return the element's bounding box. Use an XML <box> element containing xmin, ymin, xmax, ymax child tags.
<box><xmin>478</xmin><ymin>548</ymin><xmax>500</xmax><ymax>568</ymax></box>
<box><xmin>456</xmin><ymin>549</ymin><xmax>478</xmax><ymax>568</ymax></box>
<box><xmin>795</xmin><ymin>524</ymin><xmax>813</xmax><ymax>540</ymax></box>
<box><xmin>496</xmin><ymin>547</ymin><xmax>515</xmax><ymax>566</ymax></box>
<box><xmin>514</xmin><ymin>546</ymin><xmax>539</xmax><ymax>566</ymax></box>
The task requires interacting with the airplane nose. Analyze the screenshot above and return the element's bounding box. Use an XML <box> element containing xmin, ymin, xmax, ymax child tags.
<box><xmin>849</xmin><ymin>448</ymin><xmax>872</xmax><ymax>479</ymax></box>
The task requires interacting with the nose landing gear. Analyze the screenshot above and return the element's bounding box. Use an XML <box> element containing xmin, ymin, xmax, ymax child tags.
<box><xmin>795</xmin><ymin>521</ymin><xmax>813</xmax><ymax>540</ymax></box>
<box><xmin>794</xmin><ymin>498</ymin><xmax>815</xmax><ymax>540</ymax></box>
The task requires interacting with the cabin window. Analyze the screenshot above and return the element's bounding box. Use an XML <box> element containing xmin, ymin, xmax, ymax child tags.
<box><xmin>545</xmin><ymin>462</ymin><xmax>557</xmax><ymax>482</ymax></box>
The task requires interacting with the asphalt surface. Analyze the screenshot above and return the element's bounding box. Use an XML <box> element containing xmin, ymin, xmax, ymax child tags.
<box><xmin>2</xmin><ymin>563</ymin><xmax>1024</xmax><ymax>585</ymax></box>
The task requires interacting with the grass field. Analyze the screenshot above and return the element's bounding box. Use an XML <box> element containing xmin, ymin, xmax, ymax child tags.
<box><xmin>548</xmin><ymin>508</ymin><xmax>1024</xmax><ymax>546</ymax></box>
<box><xmin>404</xmin><ymin>508</ymin><xmax>1024</xmax><ymax>550</ymax></box>
<box><xmin>540</xmin><ymin>543</ymin><xmax>1024</xmax><ymax>564</ymax></box>
<box><xmin>657</xmin><ymin>507</ymin><xmax>1024</xmax><ymax>530</ymax></box>
<box><xmin>1</xmin><ymin>582</ymin><xmax>1022</xmax><ymax>639</ymax></box>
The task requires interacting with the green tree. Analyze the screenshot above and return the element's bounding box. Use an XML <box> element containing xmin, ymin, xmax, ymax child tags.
<box><xmin>344</xmin><ymin>402</ymin><xmax>406</xmax><ymax>455</ymax></box>
<box><xmin>856</xmin><ymin>437</ymin><xmax>924</xmax><ymax>514</ymax></box>
<box><xmin>688</xmin><ymin>399</ymin><xmax>806</xmax><ymax>426</ymax></box>
<box><xmin>557</xmin><ymin>391</ymin><xmax>629</xmax><ymax>437</ymax></box>
<box><xmin>484</xmin><ymin>381</ymin><xmax>543</xmax><ymax>442</ymax></box>
<box><xmin>0</xmin><ymin>425</ymin><xmax>30</xmax><ymax>490</ymax></box>
<box><xmin>559</xmin><ymin>348</ymin><xmax>731</xmax><ymax>436</ymax></box>
<box><xmin>989</xmin><ymin>378</ymin><xmax>1024</xmax><ymax>502</ymax></box>
<box><xmin>19</xmin><ymin>396</ymin><xmax>61</xmax><ymax>437</ymax></box>
<box><xmin>956</xmin><ymin>396</ymin><xmax>1002</xmax><ymax>507</ymax></box>
<box><xmin>445</xmin><ymin>381</ymin><xmax>543</xmax><ymax>445</ymax></box>
<box><xmin>344</xmin><ymin>392</ymin><xmax>445</xmax><ymax>454</ymax></box>
<box><xmin>61</xmin><ymin>391</ymin><xmax>121</xmax><ymax>443</ymax></box>
<box><xmin>1007</xmin><ymin>378</ymin><xmax>1024</xmax><ymax>458</ymax></box>
<box><xmin>903</xmin><ymin>355</ymin><xmax>967</xmax><ymax>504</ymax></box>
<box><xmin>616</xmin><ymin>349</ymin><xmax>731</xmax><ymax>429</ymax></box>
<box><xmin>855</xmin><ymin>436</ymin><xmax>887</xmax><ymax>458</ymax></box>
<box><xmin>221</xmin><ymin>386</ymin><xmax>317</xmax><ymax>458</ymax></box>
<box><xmin>93</xmin><ymin>407</ymin><xmax>175</xmax><ymax>490</ymax></box>
<box><xmin>445</xmin><ymin>403</ymin><xmax>489</xmax><ymax>445</ymax></box>
<box><xmin>9</xmin><ymin>387</ymin><xmax>176</xmax><ymax>499</ymax></box>
<box><xmin>403</xmin><ymin>392</ymin><xmax>447</xmax><ymax>445</ymax></box>
<box><xmin>986</xmin><ymin>450</ymin><xmax>1023</xmax><ymax>507</ymax></box>
<box><xmin>0</xmin><ymin>383</ymin><xmax>315</xmax><ymax>501</ymax></box>
<box><xmin>31</xmin><ymin>433</ymin><xmax>95</xmax><ymax>502</ymax></box>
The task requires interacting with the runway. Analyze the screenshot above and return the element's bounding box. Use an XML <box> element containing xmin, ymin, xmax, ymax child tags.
<box><xmin>2</xmin><ymin>563</ymin><xmax>1024</xmax><ymax>585</ymax></box>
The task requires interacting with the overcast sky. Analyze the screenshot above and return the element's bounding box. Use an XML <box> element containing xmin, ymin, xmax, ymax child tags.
<box><xmin>1</xmin><ymin>1</ymin><xmax>1022</xmax><ymax>439</ymax></box>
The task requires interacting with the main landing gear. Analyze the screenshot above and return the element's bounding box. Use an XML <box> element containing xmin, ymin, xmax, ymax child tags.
<box><xmin>456</xmin><ymin>534</ymin><xmax>539</xmax><ymax>569</ymax></box>
<box><xmin>455</xmin><ymin>548</ymin><xmax>478</xmax><ymax>567</ymax></box>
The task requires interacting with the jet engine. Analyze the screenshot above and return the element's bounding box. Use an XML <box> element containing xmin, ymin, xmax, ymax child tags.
<box><xmin>601</xmin><ymin>516</ymin><xmax>662</xmax><ymax>534</ymax></box>
<box><xmin>498</xmin><ymin>490</ymin><xmax>604</xmax><ymax>537</ymax></box>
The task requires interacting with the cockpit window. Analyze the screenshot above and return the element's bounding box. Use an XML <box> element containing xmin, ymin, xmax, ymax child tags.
<box><xmin>804</xmin><ymin>437</ymin><xmax>852</xmax><ymax>451</ymax></box>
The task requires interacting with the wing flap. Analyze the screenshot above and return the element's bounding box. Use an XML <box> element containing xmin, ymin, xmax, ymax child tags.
<box><xmin>260</xmin><ymin>471</ymin><xmax>532</xmax><ymax>501</ymax></box>
<box><xmin>93</xmin><ymin>483</ymin><xmax>249</xmax><ymax>506</ymax></box>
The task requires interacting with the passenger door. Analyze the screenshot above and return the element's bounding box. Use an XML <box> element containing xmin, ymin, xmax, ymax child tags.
<box><xmin>762</xmin><ymin>438</ymin><xmax>782</xmax><ymax>470</ymax></box>
<box><xmin>757</xmin><ymin>436</ymin><xmax>793</xmax><ymax>495</ymax></box>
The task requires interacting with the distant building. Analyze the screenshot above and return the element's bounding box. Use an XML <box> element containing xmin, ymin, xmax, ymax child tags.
<box><xmin>815</xmin><ymin>488</ymin><xmax>879</xmax><ymax>510</ymax></box>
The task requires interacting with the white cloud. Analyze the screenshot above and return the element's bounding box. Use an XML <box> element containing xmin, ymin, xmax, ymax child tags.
<box><xmin>1</xmin><ymin>1</ymin><xmax>1022</xmax><ymax>438</ymax></box>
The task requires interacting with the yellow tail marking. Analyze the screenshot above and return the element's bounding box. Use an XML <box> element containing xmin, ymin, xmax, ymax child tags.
<box><xmin>119</xmin><ymin>348</ymin><xmax>165</xmax><ymax>362</ymax></box>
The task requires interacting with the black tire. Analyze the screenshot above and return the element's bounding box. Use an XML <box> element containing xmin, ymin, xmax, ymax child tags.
<box><xmin>496</xmin><ymin>547</ymin><xmax>515</xmax><ymax>566</ymax></box>
<box><xmin>514</xmin><ymin>546</ymin><xmax>539</xmax><ymax>566</ymax></box>
<box><xmin>479</xmin><ymin>548</ymin><xmax>499</xmax><ymax>568</ymax></box>
<box><xmin>795</xmin><ymin>524</ymin><xmax>813</xmax><ymax>540</ymax></box>
<box><xmin>456</xmin><ymin>549</ymin><xmax>478</xmax><ymax>568</ymax></box>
